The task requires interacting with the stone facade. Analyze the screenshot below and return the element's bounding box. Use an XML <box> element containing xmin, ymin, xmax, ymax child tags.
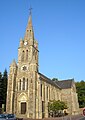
<box><xmin>61</xmin><ymin>83</ymin><xmax>79</xmax><ymax>115</ymax></box>
<box><xmin>6</xmin><ymin>12</ymin><xmax>79</xmax><ymax>119</ymax></box>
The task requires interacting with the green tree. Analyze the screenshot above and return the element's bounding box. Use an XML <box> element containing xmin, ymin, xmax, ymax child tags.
<box><xmin>48</xmin><ymin>100</ymin><xmax>67</xmax><ymax>117</ymax></box>
<box><xmin>2</xmin><ymin>69</ymin><xmax>8</xmax><ymax>111</ymax></box>
<box><xmin>52</xmin><ymin>78</ymin><xmax>58</xmax><ymax>82</ymax></box>
<box><xmin>76</xmin><ymin>80</ymin><xmax>85</xmax><ymax>108</ymax></box>
<box><xmin>0</xmin><ymin>72</ymin><xmax>2</xmax><ymax>108</ymax></box>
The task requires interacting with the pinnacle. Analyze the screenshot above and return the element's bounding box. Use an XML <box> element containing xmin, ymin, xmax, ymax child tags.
<box><xmin>10</xmin><ymin>59</ymin><xmax>17</xmax><ymax>67</ymax></box>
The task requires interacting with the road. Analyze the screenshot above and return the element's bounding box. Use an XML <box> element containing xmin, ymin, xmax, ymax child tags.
<box><xmin>79</xmin><ymin>116</ymin><xmax>85</xmax><ymax>120</ymax></box>
<box><xmin>39</xmin><ymin>115</ymin><xmax>85</xmax><ymax>120</ymax></box>
<box><xmin>23</xmin><ymin>115</ymin><xmax>85</xmax><ymax>120</ymax></box>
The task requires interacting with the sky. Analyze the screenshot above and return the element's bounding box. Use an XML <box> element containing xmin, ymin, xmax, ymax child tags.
<box><xmin>0</xmin><ymin>0</ymin><xmax>85</xmax><ymax>81</ymax></box>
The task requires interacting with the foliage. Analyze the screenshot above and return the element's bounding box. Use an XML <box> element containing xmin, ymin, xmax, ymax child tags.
<box><xmin>52</xmin><ymin>78</ymin><xmax>58</xmax><ymax>81</ymax></box>
<box><xmin>2</xmin><ymin>69</ymin><xmax>8</xmax><ymax>111</ymax></box>
<box><xmin>48</xmin><ymin>100</ymin><xmax>67</xmax><ymax>117</ymax></box>
<box><xmin>76</xmin><ymin>80</ymin><xmax>85</xmax><ymax>108</ymax></box>
<box><xmin>0</xmin><ymin>69</ymin><xmax>8</xmax><ymax>111</ymax></box>
<box><xmin>0</xmin><ymin>72</ymin><xmax>2</xmax><ymax>108</ymax></box>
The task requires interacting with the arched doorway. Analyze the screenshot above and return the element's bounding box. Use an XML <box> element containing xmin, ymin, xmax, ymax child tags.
<box><xmin>18</xmin><ymin>93</ymin><xmax>27</xmax><ymax>115</ymax></box>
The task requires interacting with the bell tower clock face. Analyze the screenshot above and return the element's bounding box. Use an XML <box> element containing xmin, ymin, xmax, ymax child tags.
<box><xmin>24</xmin><ymin>41</ymin><xmax>28</xmax><ymax>46</ymax></box>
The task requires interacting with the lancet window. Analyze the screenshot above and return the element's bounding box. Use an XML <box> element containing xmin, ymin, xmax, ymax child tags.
<box><xmin>19</xmin><ymin>79</ymin><xmax>21</xmax><ymax>90</ymax></box>
<box><xmin>26</xmin><ymin>50</ymin><xmax>28</xmax><ymax>60</ymax></box>
<box><xmin>41</xmin><ymin>84</ymin><xmax>42</xmax><ymax>97</ymax></box>
<box><xmin>27</xmin><ymin>78</ymin><xmax>28</xmax><ymax>90</ymax></box>
<box><xmin>23</xmin><ymin>77</ymin><xmax>25</xmax><ymax>90</ymax></box>
<box><xmin>47</xmin><ymin>86</ymin><xmax>48</xmax><ymax>100</ymax></box>
<box><xmin>21</xmin><ymin>50</ymin><xmax>25</xmax><ymax>61</ymax></box>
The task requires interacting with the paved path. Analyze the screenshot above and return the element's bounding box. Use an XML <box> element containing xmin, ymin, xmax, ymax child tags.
<box><xmin>42</xmin><ymin>115</ymin><xmax>85</xmax><ymax>120</ymax></box>
<box><xmin>23</xmin><ymin>115</ymin><xmax>85</xmax><ymax>120</ymax></box>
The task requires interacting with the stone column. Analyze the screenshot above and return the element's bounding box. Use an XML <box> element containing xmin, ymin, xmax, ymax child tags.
<box><xmin>21</xmin><ymin>79</ymin><xmax>23</xmax><ymax>91</ymax></box>
<box><xmin>45</xmin><ymin>85</ymin><xmax>48</xmax><ymax>118</ymax></box>
<box><xmin>38</xmin><ymin>81</ymin><xmax>42</xmax><ymax>119</ymax></box>
<box><xmin>32</xmin><ymin>71</ymin><xmax>36</xmax><ymax>119</ymax></box>
<box><xmin>9</xmin><ymin>74</ymin><xmax>15</xmax><ymax>113</ymax></box>
<box><xmin>36</xmin><ymin>80</ymin><xmax>39</xmax><ymax>119</ymax></box>
<box><xmin>27</xmin><ymin>89</ymin><xmax>29</xmax><ymax>118</ymax></box>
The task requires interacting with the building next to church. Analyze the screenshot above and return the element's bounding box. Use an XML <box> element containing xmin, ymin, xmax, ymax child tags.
<box><xmin>6</xmin><ymin>11</ymin><xmax>79</xmax><ymax>119</ymax></box>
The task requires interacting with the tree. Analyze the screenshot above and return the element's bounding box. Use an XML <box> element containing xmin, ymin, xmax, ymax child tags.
<box><xmin>52</xmin><ymin>78</ymin><xmax>58</xmax><ymax>82</ymax></box>
<box><xmin>0</xmin><ymin>72</ymin><xmax>2</xmax><ymax>108</ymax></box>
<box><xmin>76</xmin><ymin>80</ymin><xmax>85</xmax><ymax>108</ymax></box>
<box><xmin>2</xmin><ymin>69</ymin><xmax>8</xmax><ymax>111</ymax></box>
<box><xmin>48</xmin><ymin>100</ymin><xmax>67</xmax><ymax>117</ymax></box>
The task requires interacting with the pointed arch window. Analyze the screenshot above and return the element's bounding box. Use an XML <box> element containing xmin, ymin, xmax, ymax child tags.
<box><xmin>21</xmin><ymin>50</ymin><xmax>25</xmax><ymax>61</ymax></box>
<box><xmin>27</xmin><ymin>78</ymin><xmax>28</xmax><ymax>90</ymax></box>
<box><xmin>47</xmin><ymin>86</ymin><xmax>48</xmax><ymax>100</ymax></box>
<box><xmin>26</xmin><ymin>50</ymin><xmax>28</xmax><ymax>60</ymax></box>
<box><xmin>19</xmin><ymin>79</ymin><xmax>21</xmax><ymax>90</ymax></box>
<box><xmin>41</xmin><ymin>84</ymin><xmax>42</xmax><ymax>97</ymax></box>
<box><xmin>23</xmin><ymin>78</ymin><xmax>25</xmax><ymax>90</ymax></box>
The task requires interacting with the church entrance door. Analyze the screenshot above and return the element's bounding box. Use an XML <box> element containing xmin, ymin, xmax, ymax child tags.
<box><xmin>21</xmin><ymin>102</ymin><xmax>26</xmax><ymax>114</ymax></box>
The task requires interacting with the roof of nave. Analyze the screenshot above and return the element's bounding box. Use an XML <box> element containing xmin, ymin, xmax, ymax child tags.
<box><xmin>39</xmin><ymin>72</ymin><xmax>74</xmax><ymax>89</ymax></box>
<box><xmin>55</xmin><ymin>79</ymin><xmax>74</xmax><ymax>89</ymax></box>
<box><xmin>39</xmin><ymin>73</ymin><xmax>61</xmax><ymax>89</ymax></box>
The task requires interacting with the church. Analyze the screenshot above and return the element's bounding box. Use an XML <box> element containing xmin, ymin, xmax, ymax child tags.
<box><xmin>6</xmin><ymin>10</ymin><xmax>79</xmax><ymax>119</ymax></box>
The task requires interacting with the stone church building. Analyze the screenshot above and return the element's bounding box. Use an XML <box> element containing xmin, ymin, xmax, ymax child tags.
<box><xmin>6</xmin><ymin>11</ymin><xmax>79</xmax><ymax>119</ymax></box>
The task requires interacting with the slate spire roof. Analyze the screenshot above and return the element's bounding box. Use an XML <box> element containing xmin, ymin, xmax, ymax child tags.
<box><xmin>24</xmin><ymin>7</ymin><xmax>34</xmax><ymax>41</ymax></box>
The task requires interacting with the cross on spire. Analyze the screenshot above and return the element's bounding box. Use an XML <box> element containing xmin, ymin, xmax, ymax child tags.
<box><xmin>29</xmin><ymin>6</ymin><xmax>32</xmax><ymax>15</ymax></box>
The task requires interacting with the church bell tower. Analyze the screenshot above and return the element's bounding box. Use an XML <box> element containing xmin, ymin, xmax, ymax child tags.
<box><xmin>6</xmin><ymin>9</ymin><xmax>39</xmax><ymax>119</ymax></box>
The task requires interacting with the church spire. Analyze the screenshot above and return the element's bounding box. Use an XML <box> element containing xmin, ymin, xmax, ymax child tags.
<box><xmin>24</xmin><ymin>7</ymin><xmax>34</xmax><ymax>43</ymax></box>
<box><xmin>27</xmin><ymin>7</ymin><xmax>32</xmax><ymax>29</ymax></box>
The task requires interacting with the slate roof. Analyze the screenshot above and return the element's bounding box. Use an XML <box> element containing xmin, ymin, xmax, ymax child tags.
<box><xmin>55</xmin><ymin>79</ymin><xmax>74</xmax><ymax>89</ymax></box>
<box><xmin>39</xmin><ymin>73</ymin><xmax>61</xmax><ymax>89</ymax></box>
<box><xmin>39</xmin><ymin>73</ymin><xmax>74</xmax><ymax>89</ymax></box>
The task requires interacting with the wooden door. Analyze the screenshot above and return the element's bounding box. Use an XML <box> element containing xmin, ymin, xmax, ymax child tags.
<box><xmin>21</xmin><ymin>102</ymin><xmax>26</xmax><ymax>114</ymax></box>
